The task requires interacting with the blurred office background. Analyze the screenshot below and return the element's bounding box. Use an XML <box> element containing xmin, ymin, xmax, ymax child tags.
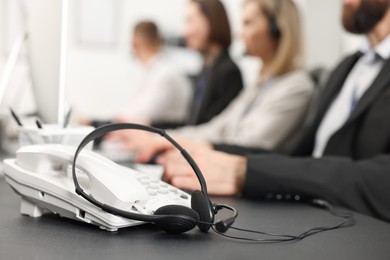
<box><xmin>0</xmin><ymin>0</ymin><xmax>363</xmax><ymax>119</ymax></box>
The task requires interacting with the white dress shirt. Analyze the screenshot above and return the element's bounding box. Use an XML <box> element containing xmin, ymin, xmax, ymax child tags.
<box><xmin>129</xmin><ymin>53</ymin><xmax>192</xmax><ymax>123</ymax></box>
<box><xmin>313</xmin><ymin>35</ymin><xmax>390</xmax><ymax>158</ymax></box>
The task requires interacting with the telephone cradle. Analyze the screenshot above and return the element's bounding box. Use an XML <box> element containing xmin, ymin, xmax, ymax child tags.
<box><xmin>2</xmin><ymin>144</ymin><xmax>191</xmax><ymax>232</ymax></box>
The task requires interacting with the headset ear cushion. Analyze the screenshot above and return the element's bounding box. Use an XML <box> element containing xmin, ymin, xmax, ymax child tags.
<box><xmin>270</xmin><ymin>18</ymin><xmax>281</xmax><ymax>39</ymax></box>
<box><xmin>154</xmin><ymin>205</ymin><xmax>199</xmax><ymax>234</ymax></box>
<box><xmin>191</xmin><ymin>190</ymin><xmax>214</xmax><ymax>232</ymax></box>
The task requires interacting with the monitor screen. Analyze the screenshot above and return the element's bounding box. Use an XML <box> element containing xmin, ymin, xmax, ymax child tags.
<box><xmin>24</xmin><ymin>0</ymin><xmax>69</xmax><ymax>124</ymax></box>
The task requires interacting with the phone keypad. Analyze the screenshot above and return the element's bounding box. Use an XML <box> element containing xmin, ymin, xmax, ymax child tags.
<box><xmin>133</xmin><ymin>173</ymin><xmax>191</xmax><ymax>210</ymax></box>
<box><xmin>66</xmin><ymin>165</ymin><xmax>191</xmax><ymax>212</ymax></box>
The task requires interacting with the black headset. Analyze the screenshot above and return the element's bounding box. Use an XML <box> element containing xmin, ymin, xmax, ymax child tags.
<box><xmin>72</xmin><ymin>123</ymin><xmax>354</xmax><ymax>240</ymax></box>
<box><xmin>269</xmin><ymin>0</ymin><xmax>282</xmax><ymax>39</ymax></box>
<box><xmin>72</xmin><ymin>123</ymin><xmax>238</xmax><ymax>234</ymax></box>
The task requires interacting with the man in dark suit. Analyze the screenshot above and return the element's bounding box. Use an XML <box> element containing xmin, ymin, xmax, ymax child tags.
<box><xmin>159</xmin><ymin>0</ymin><xmax>390</xmax><ymax>222</ymax></box>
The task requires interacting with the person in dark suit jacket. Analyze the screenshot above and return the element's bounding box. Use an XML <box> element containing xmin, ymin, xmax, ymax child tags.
<box><xmin>159</xmin><ymin>0</ymin><xmax>390</xmax><ymax>222</ymax></box>
<box><xmin>153</xmin><ymin>0</ymin><xmax>243</xmax><ymax>128</ymax></box>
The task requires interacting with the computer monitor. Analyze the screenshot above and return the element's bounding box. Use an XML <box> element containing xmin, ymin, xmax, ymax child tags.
<box><xmin>23</xmin><ymin>0</ymin><xmax>69</xmax><ymax>124</ymax></box>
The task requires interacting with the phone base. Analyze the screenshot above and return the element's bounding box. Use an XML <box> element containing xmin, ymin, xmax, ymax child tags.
<box><xmin>21</xmin><ymin>199</ymin><xmax>44</xmax><ymax>217</ymax></box>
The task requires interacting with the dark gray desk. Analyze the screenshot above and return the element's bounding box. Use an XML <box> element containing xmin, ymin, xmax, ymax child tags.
<box><xmin>1</xmin><ymin>177</ymin><xmax>390</xmax><ymax>260</ymax></box>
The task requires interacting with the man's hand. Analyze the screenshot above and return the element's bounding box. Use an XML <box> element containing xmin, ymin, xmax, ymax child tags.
<box><xmin>105</xmin><ymin>130</ymin><xmax>173</xmax><ymax>163</ymax></box>
<box><xmin>157</xmin><ymin>149</ymin><xmax>247</xmax><ymax>196</ymax></box>
<box><xmin>114</xmin><ymin>116</ymin><xmax>151</xmax><ymax>126</ymax></box>
<box><xmin>131</xmin><ymin>136</ymin><xmax>213</xmax><ymax>163</ymax></box>
<box><xmin>106</xmin><ymin>129</ymin><xmax>214</xmax><ymax>163</ymax></box>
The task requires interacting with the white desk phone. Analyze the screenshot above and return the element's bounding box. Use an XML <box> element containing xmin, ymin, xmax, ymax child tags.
<box><xmin>2</xmin><ymin>144</ymin><xmax>191</xmax><ymax>231</ymax></box>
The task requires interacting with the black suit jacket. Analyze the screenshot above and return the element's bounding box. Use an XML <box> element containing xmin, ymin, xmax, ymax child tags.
<box><xmin>292</xmin><ymin>52</ymin><xmax>390</xmax><ymax>158</ymax></box>
<box><xmin>153</xmin><ymin>49</ymin><xmax>243</xmax><ymax>129</ymax></box>
<box><xmin>218</xmin><ymin>53</ymin><xmax>390</xmax><ymax>221</ymax></box>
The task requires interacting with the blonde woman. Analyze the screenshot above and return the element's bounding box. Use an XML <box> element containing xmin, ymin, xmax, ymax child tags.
<box><xmin>115</xmin><ymin>0</ymin><xmax>314</xmax><ymax>163</ymax></box>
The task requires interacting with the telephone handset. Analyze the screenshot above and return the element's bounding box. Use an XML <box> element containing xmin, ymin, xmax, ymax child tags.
<box><xmin>3</xmin><ymin>144</ymin><xmax>191</xmax><ymax>231</ymax></box>
<box><xmin>16</xmin><ymin>144</ymin><xmax>149</xmax><ymax>210</ymax></box>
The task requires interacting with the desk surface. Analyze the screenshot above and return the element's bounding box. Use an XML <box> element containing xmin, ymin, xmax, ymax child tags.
<box><xmin>1</xmin><ymin>177</ymin><xmax>390</xmax><ymax>260</ymax></box>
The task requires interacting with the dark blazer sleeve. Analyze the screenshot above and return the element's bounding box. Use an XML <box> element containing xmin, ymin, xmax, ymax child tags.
<box><xmin>151</xmin><ymin>121</ymin><xmax>185</xmax><ymax>129</ymax></box>
<box><xmin>213</xmin><ymin>143</ymin><xmax>271</xmax><ymax>156</ymax></box>
<box><xmin>243</xmin><ymin>154</ymin><xmax>390</xmax><ymax>222</ymax></box>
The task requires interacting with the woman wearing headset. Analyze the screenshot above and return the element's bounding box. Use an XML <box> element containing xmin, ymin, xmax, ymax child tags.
<box><xmin>117</xmin><ymin>0</ymin><xmax>314</xmax><ymax>163</ymax></box>
<box><xmin>154</xmin><ymin>0</ymin><xmax>244</xmax><ymax>128</ymax></box>
<box><xmin>106</xmin><ymin>0</ymin><xmax>242</xmax><ymax>131</ymax></box>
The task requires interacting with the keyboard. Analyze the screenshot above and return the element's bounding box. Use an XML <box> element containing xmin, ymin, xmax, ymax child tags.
<box><xmin>97</xmin><ymin>140</ymin><xmax>135</xmax><ymax>163</ymax></box>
